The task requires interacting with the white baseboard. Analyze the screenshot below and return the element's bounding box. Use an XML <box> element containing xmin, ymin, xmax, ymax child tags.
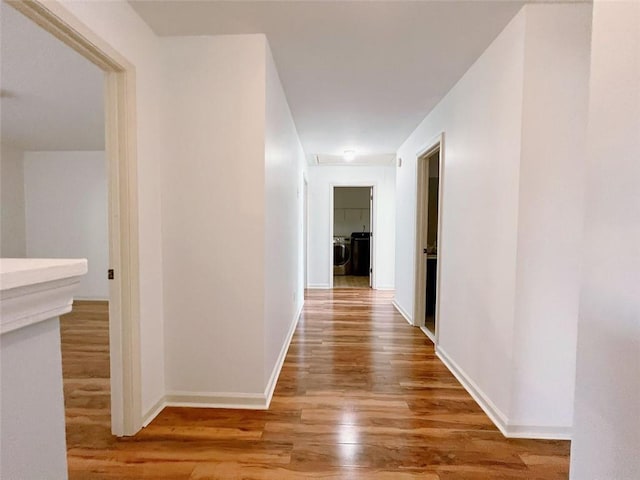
<box><xmin>263</xmin><ymin>301</ymin><xmax>303</xmax><ymax>407</ymax></box>
<box><xmin>392</xmin><ymin>299</ymin><xmax>413</xmax><ymax>326</ymax></box>
<box><xmin>73</xmin><ymin>297</ymin><xmax>109</xmax><ymax>302</ymax></box>
<box><xmin>436</xmin><ymin>345</ymin><xmax>509</xmax><ymax>435</ymax></box>
<box><xmin>141</xmin><ymin>395</ymin><xmax>166</xmax><ymax>428</ymax></box>
<box><xmin>375</xmin><ymin>285</ymin><xmax>395</xmax><ymax>291</ymax></box>
<box><xmin>164</xmin><ymin>391</ymin><xmax>268</xmax><ymax>409</ymax></box>
<box><xmin>505</xmin><ymin>423</ymin><xmax>571</xmax><ymax>440</ymax></box>
<box><xmin>144</xmin><ymin>302</ymin><xmax>304</xmax><ymax>416</ymax></box>
<box><xmin>306</xmin><ymin>284</ymin><xmax>330</xmax><ymax>289</ymax></box>
<box><xmin>420</xmin><ymin>326</ymin><xmax>436</xmax><ymax>343</ymax></box>
<box><xmin>435</xmin><ymin>346</ymin><xmax>571</xmax><ymax>440</ymax></box>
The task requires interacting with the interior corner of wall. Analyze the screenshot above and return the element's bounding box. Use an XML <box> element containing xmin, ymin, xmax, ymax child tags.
<box><xmin>263</xmin><ymin>33</ymin><xmax>273</xmax><ymax>54</ymax></box>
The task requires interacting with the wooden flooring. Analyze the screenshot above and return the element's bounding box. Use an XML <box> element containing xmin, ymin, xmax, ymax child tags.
<box><xmin>333</xmin><ymin>275</ymin><xmax>370</xmax><ymax>288</ymax></box>
<box><xmin>60</xmin><ymin>291</ymin><xmax>570</xmax><ymax>479</ymax></box>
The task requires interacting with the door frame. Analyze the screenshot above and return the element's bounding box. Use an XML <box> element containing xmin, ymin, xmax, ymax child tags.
<box><xmin>303</xmin><ymin>174</ymin><xmax>309</xmax><ymax>289</ymax></box>
<box><xmin>329</xmin><ymin>183</ymin><xmax>377</xmax><ymax>289</ymax></box>
<box><xmin>9</xmin><ymin>0</ymin><xmax>142</xmax><ymax>436</ymax></box>
<box><xmin>368</xmin><ymin>187</ymin><xmax>373</xmax><ymax>288</ymax></box>
<box><xmin>414</xmin><ymin>133</ymin><xmax>445</xmax><ymax>344</ymax></box>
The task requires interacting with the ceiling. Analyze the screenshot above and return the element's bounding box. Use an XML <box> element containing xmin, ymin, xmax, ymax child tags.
<box><xmin>1</xmin><ymin>1</ymin><xmax>575</xmax><ymax>160</ymax></box>
<box><xmin>130</xmin><ymin>0</ymin><xmax>527</xmax><ymax>162</ymax></box>
<box><xmin>0</xmin><ymin>1</ymin><xmax>104</xmax><ymax>151</ymax></box>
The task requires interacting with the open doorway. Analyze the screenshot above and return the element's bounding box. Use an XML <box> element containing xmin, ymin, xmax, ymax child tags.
<box><xmin>2</xmin><ymin>0</ymin><xmax>142</xmax><ymax>436</ymax></box>
<box><xmin>414</xmin><ymin>138</ymin><xmax>443</xmax><ymax>342</ymax></box>
<box><xmin>1</xmin><ymin>0</ymin><xmax>110</xmax><ymax>447</ymax></box>
<box><xmin>331</xmin><ymin>186</ymin><xmax>373</xmax><ymax>289</ymax></box>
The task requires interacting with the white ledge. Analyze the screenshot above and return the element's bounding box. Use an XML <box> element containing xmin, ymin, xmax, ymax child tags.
<box><xmin>0</xmin><ymin>258</ymin><xmax>88</xmax><ymax>335</ymax></box>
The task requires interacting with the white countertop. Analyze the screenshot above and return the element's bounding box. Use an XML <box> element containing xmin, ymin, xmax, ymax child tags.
<box><xmin>1</xmin><ymin>258</ymin><xmax>88</xmax><ymax>291</ymax></box>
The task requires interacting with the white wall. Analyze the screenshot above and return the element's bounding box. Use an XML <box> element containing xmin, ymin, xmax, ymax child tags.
<box><xmin>264</xmin><ymin>42</ymin><xmax>306</xmax><ymax>387</ymax></box>
<box><xmin>510</xmin><ymin>4</ymin><xmax>592</xmax><ymax>433</ymax></box>
<box><xmin>1</xmin><ymin>318</ymin><xmax>68</xmax><ymax>480</ymax></box>
<box><xmin>0</xmin><ymin>144</ymin><xmax>26</xmax><ymax>257</ymax></box>
<box><xmin>23</xmin><ymin>151</ymin><xmax>108</xmax><ymax>300</ymax></box>
<box><xmin>162</xmin><ymin>35</ymin><xmax>267</xmax><ymax>397</ymax></box>
<box><xmin>395</xmin><ymin>10</ymin><xmax>526</xmax><ymax>420</ymax></box>
<box><xmin>308</xmin><ymin>165</ymin><xmax>395</xmax><ymax>289</ymax></box>
<box><xmin>162</xmin><ymin>35</ymin><xmax>306</xmax><ymax>404</ymax></box>
<box><xmin>570</xmin><ymin>2</ymin><xmax>640</xmax><ymax>478</ymax></box>
<box><xmin>395</xmin><ymin>4</ymin><xmax>591</xmax><ymax>437</ymax></box>
<box><xmin>56</xmin><ymin>0</ymin><xmax>166</xmax><ymax>419</ymax></box>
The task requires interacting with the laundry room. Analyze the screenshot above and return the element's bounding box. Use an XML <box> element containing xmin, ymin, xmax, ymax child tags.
<box><xmin>333</xmin><ymin>186</ymin><xmax>371</xmax><ymax>288</ymax></box>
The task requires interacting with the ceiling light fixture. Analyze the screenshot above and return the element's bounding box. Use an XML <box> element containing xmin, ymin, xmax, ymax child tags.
<box><xmin>343</xmin><ymin>150</ymin><xmax>356</xmax><ymax>161</ymax></box>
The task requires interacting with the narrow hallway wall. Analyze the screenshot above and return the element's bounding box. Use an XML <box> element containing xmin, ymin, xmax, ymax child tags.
<box><xmin>264</xmin><ymin>41</ymin><xmax>307</xmax><ymax>389</ymax></box>
<box><xmin>162</xmin><ymin>35</ymin><xmax>267</xmax><ymax>399</ymax></box>
<box><xmin>570</xmin><ymin>2</ymin><xmax>640</xmax><ymax>478</ymax></box>
<box><xmin>395</xmin><ymin>3</ymin><xmax>592</xmax><ymax>438</ymax></box>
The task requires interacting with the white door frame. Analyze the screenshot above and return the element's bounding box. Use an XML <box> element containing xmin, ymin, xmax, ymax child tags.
<box><xmin>303</xmin><ymin>174</ymin><xmax>309</xmax><ymax>289</ymax></box>
<box><xmin>369</xmin><ymin>188</ymin><xmax>373</xmax><ymax>288</ymax></box>
<box><xmin>329</xmin><ymin>183</ymin><xmax>377</xmax><ymax>289</ymax></box>
<box><xmin>414</xmin><ymin>133</ymin><xmax>445</xmax><ymax>344</ymax></box>
<box><xmin>9</xmin><ymin>0</ymin><xmax>142</xmax><ymax>436</ymax></box>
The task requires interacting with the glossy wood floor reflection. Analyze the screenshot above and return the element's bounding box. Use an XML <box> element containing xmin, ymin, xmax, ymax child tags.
<box><xmin>61</xmin><ymin>292</ymin><xmax>570</xmax><ymax>479</ymax></box>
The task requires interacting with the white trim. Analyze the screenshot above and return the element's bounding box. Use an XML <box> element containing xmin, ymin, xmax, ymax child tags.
<box><xmin>303</xmin><ymin>176</ymin><xmax>309</xmax><ymax>290</ymax></box>
<box><xmin>420</xmin><ymin>326</ymin><xmax>436</xmax><ymax>344</ymax></box>
<box><xmin>141</xmin><ymin>396</ymin><xmax>166</xmax><ymax>428</ymax></box>
<box><xmin>435</xmin><ymin>346</ymin><xmax>571</xmax><ymax>440</ymax></box>
<box><xmin>436</xmin><ymin>345</ymin><xmax>509</xmax><ymax>433</ymax></box>
<box><xmin>329</xmin><ymin>187</ymin><xmax>334</xmax><ymax>289</ymax></box>
<box><xmin>505</xmin><ymin>424</ymin><xmax>572</xmax><ymax>440</ymax></box>
<box><xmin>415</xmin><ymin>133</ymin><xmax>445</xmax><ymax>160</ymax></box>
<box><xmin>413</xmin><ymin>133</ymin><xmax>445</xmax><ymax>345</ymax></box>
<box><xmin>1</xmin><ymin>275</ymin><xmax>83</xmax><ymax>335</ymax></box>
<box><xmin>307</xmin><ymin>284</ymin><xmax>331</xmax><ymax>289</ymax></box>
<box><xmin>375</xmin><ymin>285</ymin><xmax>395</xmax><ymax>291</ymax></box>
<box><xmin>392</xmin><ymin>299</ymin><xmax>413</xmax><ymax>326</ymax></box>
<box><xmin>264</xmin><ymin>301</ymin><xmax>302</xmax><ymax>407</ymax></box>
<box><xmin>164</xmin><ymin>391</ymin><xmax>268</xmax><ymax>410</ymax></box>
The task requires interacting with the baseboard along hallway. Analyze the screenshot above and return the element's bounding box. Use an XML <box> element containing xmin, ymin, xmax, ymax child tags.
<box><xmin>60</xmin><ymin>291</ymin><xmax>569</xmax><ymax>479</ymax></box>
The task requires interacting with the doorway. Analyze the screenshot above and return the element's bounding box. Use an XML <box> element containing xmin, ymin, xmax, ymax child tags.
<box><xmin>303</xmin><ymin>176</ymin><xmax>309</xmax><ymax>289</ymax></box>
<box><xmin>5</xmin><ymin>0</ymin><xmax>142</xmax><ymax>436</ymax></box>
<box><xmin>1</xmin><ymin>1</ymin><xmax>110</xmax><ymax>447</ymax></box>
<box><xmin>331</xmin><ymin>186</ymin><xmax>373</xmax><ymax>289</ymax></box>
<box><xmin>414</xmin><ymin>138</ymin><xmax>443</xmax><ymax>342</ymax></box>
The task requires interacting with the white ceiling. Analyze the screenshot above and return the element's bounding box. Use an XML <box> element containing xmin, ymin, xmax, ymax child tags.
<box><xmin>130</xmin><ymin>0</ymin><xmax>527</xmax><ymax>161</ymax></box>
<box><xmin>0</xmin><ymin>1</ymin><xmax>104</xmax><ymax>151</ymax></box>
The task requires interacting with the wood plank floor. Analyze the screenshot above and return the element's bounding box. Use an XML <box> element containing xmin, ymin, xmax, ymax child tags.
<box><xmin>60</xmin><ymin>291</ymin><xmax>570</xmax><ymax>479</ymax></box>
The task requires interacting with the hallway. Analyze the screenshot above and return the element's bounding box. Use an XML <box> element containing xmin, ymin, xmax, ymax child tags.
<box><xmin>62</xmin><ymin>290</ymin><xmax>569</xmax><ymax>479</ymax></box>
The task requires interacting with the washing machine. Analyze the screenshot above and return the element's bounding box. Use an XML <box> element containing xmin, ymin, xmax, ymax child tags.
<box><xmin>333</xmin><ymin>237</ymin><xmax>352</xmax><ymax>276</ymax></box>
